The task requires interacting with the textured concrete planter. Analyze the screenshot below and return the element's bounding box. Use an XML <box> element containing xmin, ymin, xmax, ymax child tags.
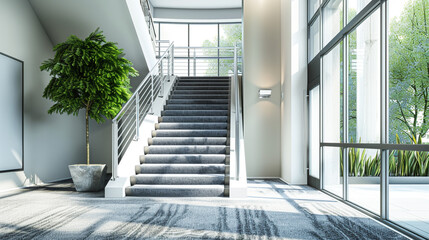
<box><xmin>69</xmin><ymin>164</ymin><xmax>107</xmax><ymax>192</ymax></box>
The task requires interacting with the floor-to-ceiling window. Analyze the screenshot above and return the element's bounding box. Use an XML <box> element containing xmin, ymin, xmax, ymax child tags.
<box><xmin>156</xmin><ymin>22</ymin><xmax>242</xmax><ymax>77</ymax></box>
<box><xmin>308</xmin><ymin>0</ymin><xmax>429</xmax><ymax>238</ymax></box>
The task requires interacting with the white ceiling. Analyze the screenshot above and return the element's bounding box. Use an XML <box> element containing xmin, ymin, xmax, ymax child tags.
<box><xmin>150</xmin><ymin>0</ymin><xmax>242</xmax><ymax>9</ymax></box>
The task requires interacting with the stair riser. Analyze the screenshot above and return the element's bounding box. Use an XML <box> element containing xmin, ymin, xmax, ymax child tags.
<box><xmin>166</xmin><ymin>99</ymin><xmax>229</xmax><ymax>104</ymax></box>
<box><xmin>174</xmin><ymin>87</ymin><xmax>229</xmax><ymax>90</ymax></box>
<box><xmin>156</xmin><ymin>123</ymin><xmax>228</xmax><ymax>130</ymax></box>
<box><xmin>171</xmin><ymin>90</ymin><xmax>229</xmax><ymax>94</ymax></box>
<box><xmin>149</xmin><ymin>138</ymin><xmax>228</xmax><ymax>145</ymax></box>
<box><xmin>169</xmin><ymin>95</ymin><xmax>229</xmax><ymax>99</ymax></box>
<box><xmin>125</xmin><ymin>188</ymin><xmax>226</xmax><ymax>197</ymax></box>
<box><xmin>175</xmin><ymin>82</ymin><xmax>230</xmax><ymax>85</ymax></box>
<box><xmin>164</xmin><ymin>105</ymin><xmax>228</xmax><ymax>110</ymax></box>
<box><xmin>141</xmin><ymin>155</ymin><xmax>229</xmax><ymax>164</ymax></box>
<box><xmin>161</xmin><ymin>110</ymin><xmax>228</xmax><ymax>116</ymax></box>
<box><xmin>145</xmin><ymin>146</ymin><xmax>229</xmax><ymax>155</ymax></box>
<box><xmin>131</xmin><ymin>176</ymin><xmax>225</xmax><ymax>185</ymax></box>
<box><xmin>159</xmin><ymin>116</ymin><xmax>228</xmax><ymax>123</ymax></box>
<box><xmin>136</xmin><ymin>165</ymin><xmax>226</xmax><ymax>174</ymax></box>
<box><xmin>153</xmin><ymin>130</ymin><xmax>228</xmax><ymax>137</ymax></box>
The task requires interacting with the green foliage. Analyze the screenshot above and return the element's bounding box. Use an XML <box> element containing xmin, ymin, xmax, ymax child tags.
<box><xmin>202</xmin><ymin>24</ymin><xmax>242</xmax><ymax>76</ymax></box>
<box><xmin>40</xmin><ymin>28</ymin><xmax>138</xmax><ymax>165</ymax></box>
<box><xmin>389</xmin><ymin>0</ymin><xmax>429</xmax><ymax>143</ymax></box>
<box><xmin>41</xmin><ymin>28</ymin><xmax>138</xmax><ymax>123</ymax></box>
<box><xmin>340</xmin><ymin>135</ymin><xmax>429</xmax><ymax>177</ymax></box>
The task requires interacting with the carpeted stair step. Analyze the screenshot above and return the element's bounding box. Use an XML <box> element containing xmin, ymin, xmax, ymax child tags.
<box><xmin>130</xmin><ymin>174</ymin><xmax>227</xmax><ymax>185</ymax></box>
<box><xmin>175</xmin><ymin>82</ymin><xmax>230</xmax><ymax>86</ymax></box>
<box><xmin>171</xmin><ymin>90</ymin><xmax>229</xmax><ymax>95</ymax></box>
<box><xmin>136</xmin><ymin>164</ymin><xmax>227</xmax><ymax>174</ymax></box>
<box><xmin>159</xmin><ymin>116</ymin><xmax>228</xmax><ymax>123</ymax></box>
<box><xmin>144</xmin><ymin>145</ymin><xmax>229</xmax><ymax>154</ymax></box>
<box><xmin>148</xmin><ymin>137</ymin><xmax>228</xmax><ymax>145</ymax></box>
<box><xmin>177</xmin><ymin>80</ymin><xmax>230</xmax><ymax>84</ymax></box>
<box><xmin>161</xmin><ymin>110</ymin><xmax>228</xmax><ymax>116</ymax></box>
<box><xmin>152</xmin><ymin>129</ymin><xmax>228</xmax><ymax>137</ymax></box>
<box><xmin>155</xmin><ymin>122</ymin><xmax>228</xmax><ymax>130</ymax></box>
<box><xmin>164</xmin><ymin>104</ymin><xmax>228</xmax><ymax>110</ymax></box>
<box><xmin>166</xmin><ymin>99</ymin><xmax>229</xmax><ymax>104</ymax></box>
<box><xmin>125</xmin><ymin>185</ymin><xmax>227</xmax><ymax>197</ymax></box>
<box><xmin>140</xmin><ymin>154</ymin><xmax>229</xmax><ymax>164</ymax></box>
<box><xmin>174</xmin><ymin>86</ymin><xmax>229</xmax><ymax>90</ymax></box>
<box><xmin>169</xmin><ymin>94</ymin><xmax>229</xmax><ymax>99</ymax></box>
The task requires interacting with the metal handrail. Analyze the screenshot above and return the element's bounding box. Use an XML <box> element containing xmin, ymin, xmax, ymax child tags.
<box><xmin>140</xmin><ymin>0</ymin><xmax>157</xmax><ymax>48</ymax></box>
<box><xmin>156</xmin><ymin>44</ymin><xmax>242</xmax><ymax>77</ymax></box>
<box><xmin>111</xmin><ymin>42</ymin><xmax>175</xmax><ymax>180</ymax></box>
<box><xmin>232</xmin><ymin>43</ymin><xmax>245</xmax><ymax>181</ymax></box>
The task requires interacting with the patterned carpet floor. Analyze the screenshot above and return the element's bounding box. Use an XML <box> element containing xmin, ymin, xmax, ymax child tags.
<box><xmin>0</xmin><ymin>179</ymin><xmax>409</xmax><ymax>239</ymax></box>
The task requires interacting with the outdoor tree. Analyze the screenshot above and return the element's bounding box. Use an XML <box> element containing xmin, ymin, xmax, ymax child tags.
<box><xmin>202</xmin><ymin>24</ymin><xmax>242</xmax><ymax>76</ymax></box>
<box><xmin>389</xmin><ymin>0</ymin><xmax>429</xmax><ymax>143</ymax></box>
<box><xmin>41</xmin><ymin>28</ymin><xmax>138</xmax><ymax>164</ymax></box>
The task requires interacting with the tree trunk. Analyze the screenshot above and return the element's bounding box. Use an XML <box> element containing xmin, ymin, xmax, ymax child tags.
<box><xmin>86</xmin><ymin>108</ymin><xmax>90</xmax><ymax>165</ymax></box>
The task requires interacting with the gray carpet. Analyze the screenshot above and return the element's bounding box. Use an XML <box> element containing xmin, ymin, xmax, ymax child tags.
<box><xmin>127</xmin><ymin>77</ymin><xmax>231</xmax><ymax>197</ymax></box>
<box><xmin>0</xmin><ymin>179</ymin><xmax>409</xmax><ymax>239</ymax></box>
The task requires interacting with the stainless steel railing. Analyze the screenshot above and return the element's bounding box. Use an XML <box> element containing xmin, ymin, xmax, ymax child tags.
<box><xmin>140</xmin><ymin>0</ymin><xmax>157</xmax><ymax>50</ymax></box>
<box><xmin>111</xmin><ymin>42</ymin><xmax>174</xmax><ymax>180</ymax></box>
<box><xmin>231</xmin><ymin>43</ymin><xmax>245</xmax><ymax>181</ymax></box>
<box><xmin>156</xmin><ymin>42</ymin><xmax>242</xmax><ymax>77</ymax></box>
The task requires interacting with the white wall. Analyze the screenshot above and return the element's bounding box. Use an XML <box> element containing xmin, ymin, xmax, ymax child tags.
<box><xmin>243</xmin><ymin>0</ymin><xmax>282</xmax><ymax>177</ymax></box>
<box><xmin>0</xmin><ymin>0</ymin><xmax>85</xmax><ymax>190</ymax></box>
<box><xmin>280</xmin><ymin>0</ymin><xmax>308</xmax><ymax>184</ymax></box>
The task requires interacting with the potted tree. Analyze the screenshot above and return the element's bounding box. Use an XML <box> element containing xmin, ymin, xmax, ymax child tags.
<box><xmin>41</xmin><ymin>28</ymin><xmax>138</xmax><ymax>191</ymax></box>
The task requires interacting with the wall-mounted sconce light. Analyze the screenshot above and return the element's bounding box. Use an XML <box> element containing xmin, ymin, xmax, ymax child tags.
<box><xmin>258</xmin><ymin>89</ymin><xmax>272</xmax><ymax>99</ymax></box>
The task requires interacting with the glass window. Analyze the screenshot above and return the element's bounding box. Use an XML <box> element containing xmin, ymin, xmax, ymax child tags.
<box><xmin>347</xmin><ymin>8</ymin><xmax>381</xmax><ymax>144</ymax></box>
<box><xmin>323</xmin><ymin>0</ymin><xmax>344</xmax><ymax>46</ymax></box>
<box><xmin>220</xmin><ymin>24</ymin><xmax>242</xmax><ymax>76</ymax></box>
<box><xmin>389</xmin><ymin>150</ymin><xmax>429</xmax><ymax>238</ymax></box>
<box><xmin>309</xmin><ymin>86</ymin><xmax>320</xmax><ymax>178</ymax></box>
<box><xmin>322</xmin><ymin>41</ymin><xmax>344</xmax><ymax>143</ymax></box>
<box><xmin>323</xmin><ymin>147</ymin><xmax>343</xmax><ymax>197</ymax></box>
<box><xmin>190</xmin><ymin>24</ymin><xmax>218</xmax><ymax>47</ymax></box>
<box><xmin>347</xmin><ymin>0</ymin><xmax>371</xmax><ymax>23</ymax></box>
<box><xmin>348</xmin><ymin>148</ymin><xmax>380</xmax><ymax>215</ymax></box>
<box><xmin>389</xmin><ymin>0</ymin><xmax>429</xmax><ymax>145</ymax></box>
<box><xmin>308</xmin><ymin>0</ymin><xmax>320</xmax><ymax>21</ymax></box>
<box><xmin>309</xmin><ymin>16</ymin><xmax>320</xmax><ymax>62</ymax></box>
<box><xmin>160</xmin><ymin>23</ymin><xmax>188</xmax><ymax>46</ymax></box>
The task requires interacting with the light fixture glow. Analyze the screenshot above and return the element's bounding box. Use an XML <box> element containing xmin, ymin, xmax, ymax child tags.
<box><xmin>258</xmin><ymin>89</ymin><xmax>272</xmax><ymax>99</ymax></box>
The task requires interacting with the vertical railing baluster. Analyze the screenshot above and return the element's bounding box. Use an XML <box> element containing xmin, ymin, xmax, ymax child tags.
<box><xmin>171</xmin><ymin>43</ymin><xmax>174</xmax><ymax>76</ymax></box>
<box><xmin>193</xmin><ymin>48</ymin><xmax>196</xmax><ymax>76</ymax></box>
<box><xmin>150</xmin><ymin>74</ymin><xmax>154</xmax><ymax>114</ymax></box>
<box><xmin>112</xmin><ymin>120</ymin><xmax>119</xmax><ymax>180</ymax></box>
<box><xmin>135</xmin><ymin>94</ymin><xmax>140</xmax><ymax>140</ymax></box>
<box><xmin>234</xmin><ymin>44</ymin><xmax>240</xmax><ymax>181</ymax></box>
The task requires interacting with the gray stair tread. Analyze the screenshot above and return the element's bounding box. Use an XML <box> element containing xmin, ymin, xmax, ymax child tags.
<box><xmin>139</xmin><ymin>164</ymin><xmax>225</xmax><ymax>167</ymax></box>
<box><xmin>127</xmin><ymin>184</ymin><xmax>225</xmax><ymax>189</ymax></box>
<box><xmin>134</xmin><ymin>174</ymin><xmax>225</xmax><ymax>177</ymax></box>
<box><xmin>157</xmin><ymin>122</ymin><xmax>228</xmax><ymax>129</ymax></box>
<box><xmin>149</xmin><ymin>137</ymin><xmax>227</xmax><ymax>145</ymax></box>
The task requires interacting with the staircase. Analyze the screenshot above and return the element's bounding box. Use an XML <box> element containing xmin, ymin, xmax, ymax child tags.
<box><xmin>125</xmin><ymin>76</ymin><xmax>230</xmax><ymax>197</ymax></box>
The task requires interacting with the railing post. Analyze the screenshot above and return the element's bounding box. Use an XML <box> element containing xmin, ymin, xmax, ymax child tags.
<box><xmin>167</xmin><ymin>49</ymin><xmax>171</xmax><ymax>77</ymax></box>
<box><xmin>135</xmin><ymin>94</ymin><xmax>140</xmax><ymax>140</ymax></box>
<box><xmin>112</xmin><ymin>120</ymin><xmax>119</xmax><ymax>181</ymax></box>
<box><xmin>193</xmin><ymin>48</ymin><xmax>196</xmax><ymax>77</ymax></box>
<box><xmin>170</xmin><ymin>42</ymin><xmax>174</xmax><ymax>76</ymax></box>
<box><xmin>150</xmin><ymin>74</ymin><xmax>154</xmax><ymax>114</ymax></box>
<box><xmin>234</xmin><ymin>43</ymin><xmax>240</xmax><ymax>181</ymax></box>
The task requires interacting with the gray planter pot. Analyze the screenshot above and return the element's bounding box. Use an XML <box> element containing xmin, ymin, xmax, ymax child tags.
<box><xmin>69</xmin><ymin>164</ymin><xmax>107</xmax><ymax>192</ymax></box>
